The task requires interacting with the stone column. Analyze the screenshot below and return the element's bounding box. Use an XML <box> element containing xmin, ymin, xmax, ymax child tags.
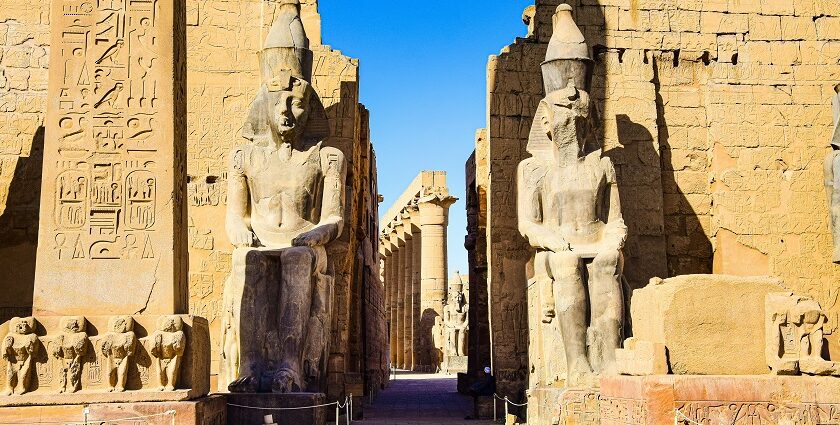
<box><xmin>408</xmin><ymin>207</ymin><xmax>426</xmax><ymax>371</ymax></box>
<box><xmin>34</xmin><ymin>0</ymin><xmax>188</xmax><ymax>316</ymax></box>
<box><xmin>416</xmin><ymin>196</ymin><xmax>457</xmax><ymax>371</ymax></box>
<box><xmin>394</xmin><ymin>221</ymin><xmax>407</xmax><ymax>369</ymax></box>
<box><xmin>381</xmin><ymin>241</ymin><xmax>394</xmax><ymax>367</ymax></box>
<box><xmin>388</xmin><ymin>230</ymin><xmax>400</xmax><ymax>367</ymax></box>
<box><xmin>401</xmin><ymin>226</ymin><xmax>414</xmax><ymax>371</ymax></box>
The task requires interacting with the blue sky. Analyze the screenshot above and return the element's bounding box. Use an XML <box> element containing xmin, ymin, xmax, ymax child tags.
<box><xmin>318</xmin><ymin>1</ymin><xmax>533</xmax><ymax>275</ymax></box>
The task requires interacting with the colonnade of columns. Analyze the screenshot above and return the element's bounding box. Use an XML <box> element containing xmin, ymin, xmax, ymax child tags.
<box><xmin>379</xmin><ymin>172</ymin><xmax>456</xmax><ymax>372</ymax></box>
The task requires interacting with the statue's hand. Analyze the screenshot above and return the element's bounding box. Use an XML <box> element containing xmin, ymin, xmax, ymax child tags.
<box><xmin>542</xmin><ymin>235</ymin><xmax>570</xmax><ymax>252</ymax></box>
<box><xmin>292</xmin><ymin>228</ymin><xmax>326</xmax><ymax>248</ymax></box>
<box><xmin>229</xmin><ymin>225</ymin><xmax>255</xmax><ymax>248</ymax></box>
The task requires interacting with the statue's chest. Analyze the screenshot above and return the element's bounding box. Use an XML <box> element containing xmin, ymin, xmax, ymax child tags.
<box><xmin>248</xmin><ymin>149</ymin><xmax>322</xmax><ymax>201</ymax></box>
<box><xmin>546</xmin><ymin>164</ymin><xmax>604</xmax><ymax>205</ymax></box>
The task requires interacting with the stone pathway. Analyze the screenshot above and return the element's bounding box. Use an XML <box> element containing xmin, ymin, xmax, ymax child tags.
<box><xmin>355</xmin><ymin>371</ymin><xmax>496</xmax><ymax>425</ymax></box>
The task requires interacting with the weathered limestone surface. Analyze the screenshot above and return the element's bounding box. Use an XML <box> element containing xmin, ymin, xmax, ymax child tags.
<box><xmin>0</xmin><ymin>395</ymin><xmax>226</xmax><ymax>424</ymax></box>
<box><xmin>463</xmin><ymin>135</ymin><xmax>491</xmax><ymax>387</ymax></box>
<box><xmin>0</xmin><ymin>315</ymin><xmax>209</xmax><ymax>405</ymax></box>
<box><xmin>472</xmin><ymin>0</ymin><xmax>840</xmax><ymax>402</ymax></box>
<box><xmin>520</xmin><ymin>5</ymin><xmax>628</xmax><ymax>391</ymax></box>
<box><xmin>631</xmin><ymin>274</ymin><xmax>786</xmax><ymax>375</ymax></box>
<box><xmin>0</xmin><ymin>0</ymin><xmax>387</xmax><ymax>399</ymax></box>
<box><xmin>379</xmin><ymin>172</ymin><xmax>456</xmax><ymax>373</ymax></box>
<box><xmin>600</xmin><ymin>375</ymin><xmax>840</xmax><ymax>425</ymax></box>
<box><xmin>766</xmin><ymin>292</ymin><xmax>840</xmax><ymax>376</ymax></box>
<box><xmin>34</xmin><ymin>0</ymin><xmax>188</xmax><ymax>317</ymax></box>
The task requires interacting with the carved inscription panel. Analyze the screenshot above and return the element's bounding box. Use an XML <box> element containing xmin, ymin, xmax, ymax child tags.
<box><xmin>34</xmin><ymin>0</ymin><xmax>185</xmax><ymax>316</ymax></box>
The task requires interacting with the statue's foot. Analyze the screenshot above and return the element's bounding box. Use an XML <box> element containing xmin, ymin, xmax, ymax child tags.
<box><xmin>164</xmin><ymin>385</ymin><xmax>175</xmax><ymax>391</ymax></box>
<box><xmin>228</xmin><ymin>374</ymin><xmax>259</xmax><ymax>393</ymax></box>
<box><xmin>116</xmin><ymin>386</ymin><xmax>126</xmax><ymax>392</ymax></box>
<box><xmin>1</xmin><ymin>389</ymin><xmax>12</xmax><ymax>396</ymax></box>
<box><xmin>272</xmin><ymin>369</ymin><xmax>301</xmax><ymax>394</ymax></box>
<box><xmin>567</xmin><ymin>360</ymin><xmax>596</xmax><ymax>388</ymax></box>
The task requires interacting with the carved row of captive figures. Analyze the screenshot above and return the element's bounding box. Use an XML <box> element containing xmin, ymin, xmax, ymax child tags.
<box><xmin>2</xmin><ymin>315</ymin><xmax>185</xmax><ymax>396</ymax></box>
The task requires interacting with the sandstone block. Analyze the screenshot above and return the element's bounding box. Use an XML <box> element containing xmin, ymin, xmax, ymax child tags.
<box><xmin>225</xmin><ymin>393</ymin><xmax>326</xmax><ymax>425</ymax></box>
<box><xmin>630</xmin><ymin>274</ymin><xmax>786</xmax><ymax>375</ymax></box>
<box><xmin>601</xmin><ymin>375</ymin><xmax>840</xmax><ymax>424</ymax></box>
<box><xmin>0</xmin><ymin>315</ymin><xmax>209</xmax><ymax>406</ymax></box>
<box><xmin>749</xmin><ymin>15</ymin><xmax>782</xmax><ymax>41</ymax></box>
<box><xmin>615</xmin><ymin>337</ymin><xmax>669</xmax><ymax>376</ymax></box>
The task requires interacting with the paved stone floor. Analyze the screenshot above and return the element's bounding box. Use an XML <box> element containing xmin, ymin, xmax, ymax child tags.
<box><xmin>355</xmin><ymin>371</ymin><xmax>496</xmax><ymax>425</ymax></box>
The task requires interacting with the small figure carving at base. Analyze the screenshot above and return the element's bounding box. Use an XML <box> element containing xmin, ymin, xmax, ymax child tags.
<box><xmin>2</xmin><ymin>317</ymin><xmax>39</xmax><ymax>396</ymax></box>
<box><xmin>444</xmin><ymin>276</ymin><xmax>469</xmax><ymax>357</ymax></box>
<box><xmin>767</xmin><ymin>292</ymin><xmax>840</xmax><ymax>376</ymax></box>
<box><xmin>52</xmin><ymin>316</ymin><xmax>89</xmax><ymax>394</ymax></box>
<box><xmin>101</xmin><ymin>316</ymin><xmax>137</xmax><ymax>392</ymax></box>
<box><xmin>150</xmin><ymin>315</ymin><xmax>186</xmax><ymax>391</ymax></box>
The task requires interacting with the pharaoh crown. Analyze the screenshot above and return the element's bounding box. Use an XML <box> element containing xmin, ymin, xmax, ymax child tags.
<box><xmin>259</xmin><ymin>0</ymin><xmax>313</xmax><ymax>85</ymax></box>
<box><xmin>541</xmin><ymin>4</ymin><xmax>593</xmax><ymax>93</ymax></box>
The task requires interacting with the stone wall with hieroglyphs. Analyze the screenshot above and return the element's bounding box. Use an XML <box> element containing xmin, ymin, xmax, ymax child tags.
<box><xmin>0</xmin><ymin>0</ymin><xmax>385</xmax><ymax>396</ymax></box>
<box><xmin>477</xmin><ymin>0</ymin><xmax>840</xmax><ymax>398</ymax></box>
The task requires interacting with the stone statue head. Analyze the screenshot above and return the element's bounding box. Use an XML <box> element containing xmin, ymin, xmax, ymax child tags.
<box><xmin>109</xmin><ymin>316</ymin><xmax>135</xmax><ymax>333</ymax></box>
<box><xmin>12</xmin><ymin>317</ymin><xmax>34</xmax><ymax>335</ymax></box>
<box><xmin>158</xmin><ymin>315</ymin><xmax>184</xmax><ymax>333</ymax></box>
<box><xmin>541</xmin><ymin>86</ymin><xmax>593</xmax><ymax>155</ymax></box>
<box><xmin>267</xmin><ymin>75</ymin><xmax>311</xmax><ymax>142</ymax></box>
<box><xmin>61</xmin><ymin>316</ymin><xmax>86</xmax><ymax>333</ymax></box>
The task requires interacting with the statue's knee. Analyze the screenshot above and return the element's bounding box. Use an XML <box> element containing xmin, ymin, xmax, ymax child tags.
<box><xmin>592</xmin><ymin>250</ymin><xmax>621</xmax><ymax>276</ymax></box>
<box><xmin>281</xmin><ymin>247</ymin><xmax>316</xmax><ymax>266</ymax></box>
<box><xmin>550</xmin><ymin>251</ymin><xmax>579</xmax><ymax>269</ymax></box>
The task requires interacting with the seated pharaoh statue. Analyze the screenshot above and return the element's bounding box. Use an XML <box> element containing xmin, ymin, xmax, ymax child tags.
<box><xmin>517</xmin><ymin>4</ymin><xmax>627</xmax><ymax>388</ymax></box>
<box><xmin>219</xmin><ymin>0</ymin><xmax>346</xmax><ymax>394</ymax></box>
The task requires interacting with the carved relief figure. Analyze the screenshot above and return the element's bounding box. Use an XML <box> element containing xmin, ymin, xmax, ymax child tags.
<box><xmin>51</xmin><ymin>317</ymin><xmax>89</xmax><ymax>394</ymax></box>
<box><xmin>101</xmin><ymin>316</ymin><xmax>137</xmax><ymax>392</ymax></box>
<box><xmin>766</xmin><ymin>292</ymin><xmax>840</xmax><ymax>376</ymax></box>
<box><xmin>517</xmin><ymin>5</ymin><xmax>627</xmax><ymax>387</ymax></box>
<box><xmin>825</xmin><ymin>84</ymin><xmax>840</xmax><ymax>263</ymax></box>
<box><xmin>2</xmin><ymin>317</ymin><xmax>39</xmax><ymax>396</ymax></box>
<box><xmin>220</xmin><ymin>0</ymin><xmax>346</xmax><ymax>394</ymax></box>
<box><xmin>444</xmin><ymin>279</ymin><xmax>469</xmax><ymax>357</ymax></box>
<box><xmin>150</xmin><ymin>315</ymin><xmax>186</xmax><ymax>391</ymax></box>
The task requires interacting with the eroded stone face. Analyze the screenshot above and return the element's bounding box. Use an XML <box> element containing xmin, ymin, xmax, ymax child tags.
<box><xmin>518</xmin><ymin>5</ymin><xmax>627</xmax><ymax>389</ymax></box>
<box><xmin>219</xmin><ymin>3</ymin><xmax>347</xmax><ymax>394</ymax></box>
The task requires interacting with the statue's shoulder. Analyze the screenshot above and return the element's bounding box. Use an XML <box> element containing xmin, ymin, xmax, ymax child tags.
<box><xmin>229</xmin><ymin>144</ymin><xmax>255</xmax><ymax>176</ymax></box>
<box><xmin>519</xmin><ymin>157</ymin><xmax>548</xmax><ymax>185</ymax></box>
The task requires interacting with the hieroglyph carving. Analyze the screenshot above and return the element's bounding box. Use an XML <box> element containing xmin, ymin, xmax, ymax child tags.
<box><xmin>766</xmin><ymin>292</ymin><xmax>840</xmax><ymax>376</ymax></box>
<box><xmin>220</xmin><ymin>0</ymin><xmax>346</xmax><ymax>394</ymax></box>
<box><xmin>51</xmin><ymin>316</ymin><xmax>89</xmax><ymax>394</ymax></box>
<box><xmin>676</xmin><ymin>402</ymin><xmax>840</xmax><ymax>425</ymax></box>
<box><xmin>51</xmin><ymin>0</ymin><xmax>162</xmax><ymax>261</ymax></box>
<box><xmin>101</xmin><ymin>315</ymin><xmax>137</xmax><ymax>392</ymax></box>
<box><xmin>150</xmin><ymin>315</ymin><xmax>185</xmax><ymax>391</ymax></box>
<box><xmin>825</xmin><ymin>84</ymin><xmax>840</xmax><ymax>263</ymax></box>
<box><xmin>517</xmin><ymin>5</ymin><xmax>627</xmax><ymax>387</ymax></box>
<box><xmin>2</xmin><ymin>317</ymin><xmax>38</xmax><ymax>396</ymax></box>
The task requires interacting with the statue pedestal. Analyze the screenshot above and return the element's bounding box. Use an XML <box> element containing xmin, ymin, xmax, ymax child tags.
<box><xmin>0</xmin><ymin>395</ymin><xmax>225</xmax><ymax>424</ymax></box>
<box><xmin>528</xmin><ymin>387</ymin><xmax>600</xmax><ymax>425</ymax></box>
<box><xmin>444</xmin><ymin>356</ymin><xmax>467</xmax><ymax>374</ymax></box>
<box><xmin>225</xmin><ymin>393</ymin><xmax>327</xmax><ymax>425</ymax></box>
<box><xmin>601</xmin><ymin>375</ymin><xmax>840</xmax><ymax>425</ymax></box>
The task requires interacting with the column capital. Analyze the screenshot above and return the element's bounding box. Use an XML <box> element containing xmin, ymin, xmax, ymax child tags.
<box><xmin>415</xmin><ymin>195</ymin><xmax>458</xmax><ymax>226</ymax></box>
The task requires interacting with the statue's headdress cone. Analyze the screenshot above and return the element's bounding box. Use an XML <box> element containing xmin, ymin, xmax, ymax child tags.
<box><xmin>259</xmin><ymin>0</ymin><xmax>313</xmax><ymax>84</ymax></box>
<box><xmin>541</xmin><ymin>4</ymin><xmax>593</xmax><ymax>93</ymax></box>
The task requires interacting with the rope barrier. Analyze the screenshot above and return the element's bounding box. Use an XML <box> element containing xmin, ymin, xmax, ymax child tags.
<box><xmin>0</xmin><ymin>409</ymin><xmax>177</xmax><ymax>425</ymax></box>
<box><xmin>228</xmin><ymin>396</ymin><xmax>352</xmax><ymax>425</ymax></box>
